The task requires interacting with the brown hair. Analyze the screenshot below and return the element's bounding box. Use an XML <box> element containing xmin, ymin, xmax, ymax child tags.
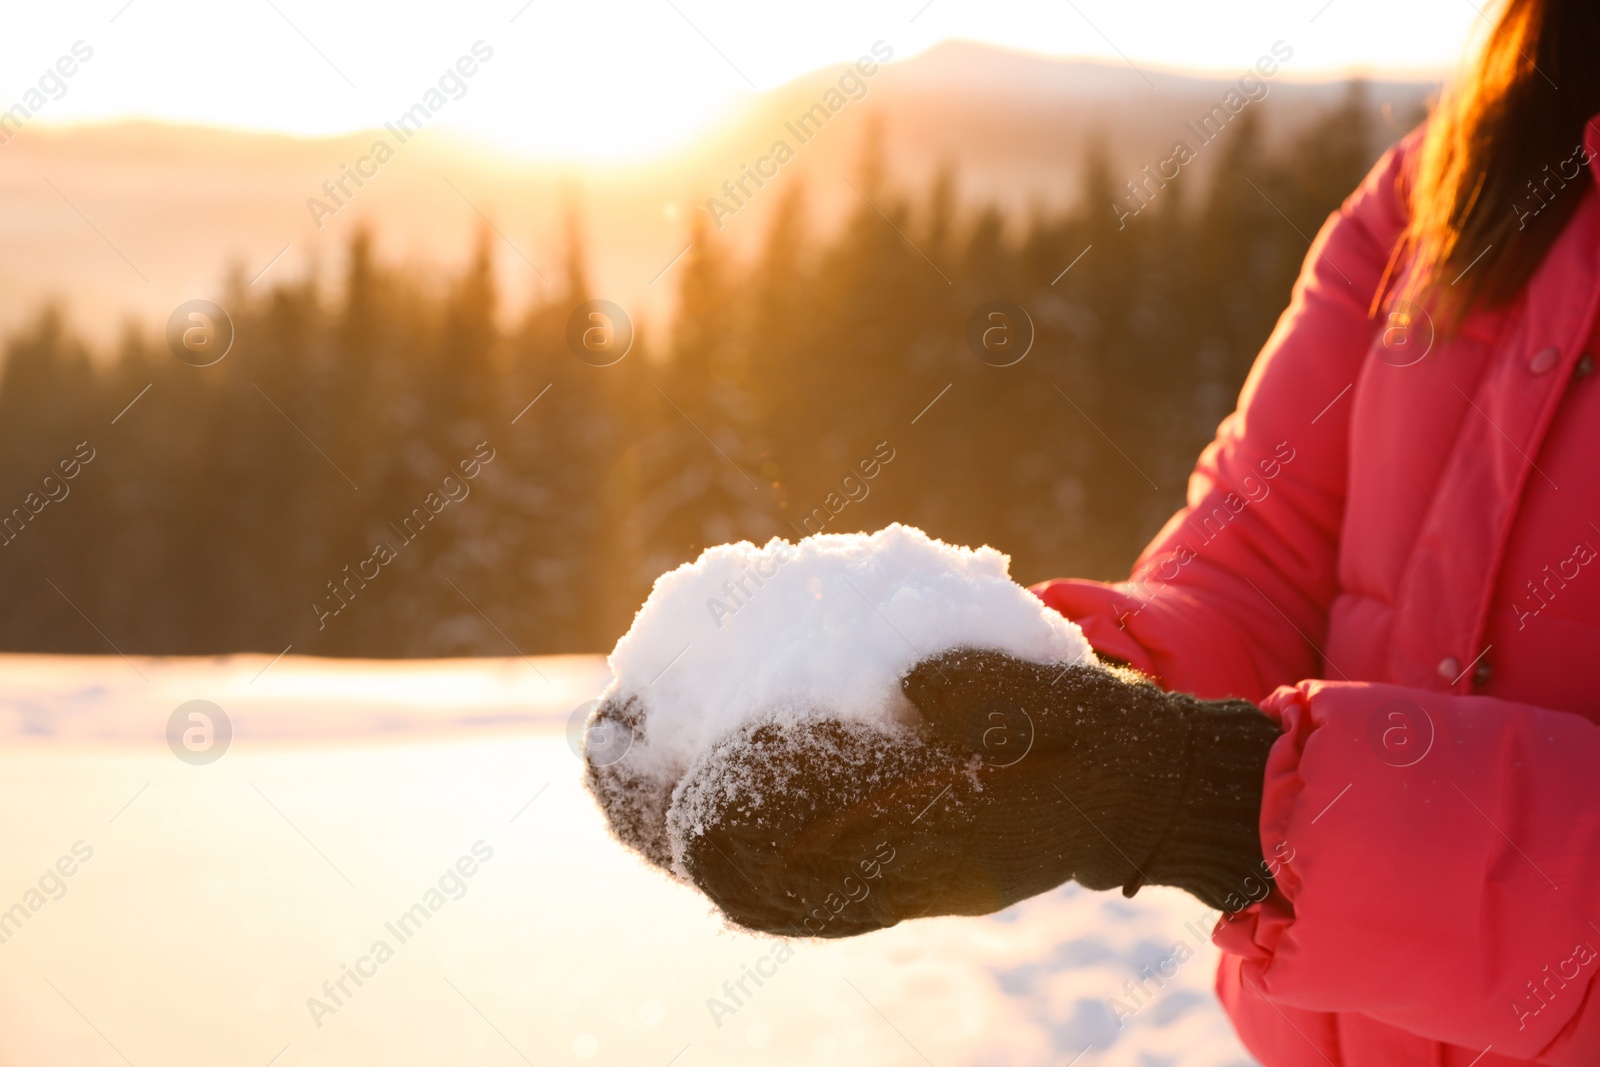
<box><xmin>1395</xmin><ymin>0</ymin><xmax>1600</xmax><ymax>326</ymax></box>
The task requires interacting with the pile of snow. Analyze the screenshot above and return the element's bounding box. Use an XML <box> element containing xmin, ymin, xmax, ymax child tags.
<box><xmin>584</xmin><ymin>523</ymin><xmax>1094</xmax><ymax>875</ymax></box>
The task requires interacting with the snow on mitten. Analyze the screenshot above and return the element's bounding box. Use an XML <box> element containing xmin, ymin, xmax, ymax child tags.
<box><xmin>583</xmin><ymin>695</ymin><xmax>679</xmax><ymax>871</ymax></box>
<box><xmin>901</xmin><ymin>648</ymin><xmax>1282</xmax><ymax>912</ymax></box>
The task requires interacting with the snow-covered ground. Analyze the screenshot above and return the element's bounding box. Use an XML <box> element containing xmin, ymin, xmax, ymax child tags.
<box><xmin>0</xmin><ymin>653</ymin><xmax>1258</xmax><ymax>1066</ymax></box>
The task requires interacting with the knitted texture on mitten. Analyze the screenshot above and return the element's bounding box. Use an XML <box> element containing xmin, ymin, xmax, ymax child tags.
<box><xmin>902</xmin><ymin>650</ymin><xmax>1281</xmax><ymax>912</ymax></box>
<box><xmin>670</xmin><ymin>716</ymin><xmax>987</xmax><ymax>938</ymax></box>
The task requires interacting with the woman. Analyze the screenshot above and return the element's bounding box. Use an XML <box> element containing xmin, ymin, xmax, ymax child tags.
<box><xmin>673</xmin><ymin>0</ymin><xmax>1600</xmax><ymax>1062</ymax></box>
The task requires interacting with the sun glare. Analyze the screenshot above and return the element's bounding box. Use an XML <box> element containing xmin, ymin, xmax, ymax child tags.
<box><xmin>1</xmin><ymin>0</ymin><xmax>1473</xmax><ymax>164</ymax></box>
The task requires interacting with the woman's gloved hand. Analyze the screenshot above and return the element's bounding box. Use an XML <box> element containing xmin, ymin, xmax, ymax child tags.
<box><xmin>673</xmin><ymin>648</ymin><xmax>1282</xmax><ymax>939</ymax></box>
<box><xmin>899</xmin><ymin>648</ymin><xmax>1282</xmax><ymax>913</ymax></box>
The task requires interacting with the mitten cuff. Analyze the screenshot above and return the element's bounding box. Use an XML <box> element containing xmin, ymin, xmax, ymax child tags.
<box><xmin>1143</xmin><ymin>697</ymin><xmax>1281</xmax><ymax>912</ymax></box>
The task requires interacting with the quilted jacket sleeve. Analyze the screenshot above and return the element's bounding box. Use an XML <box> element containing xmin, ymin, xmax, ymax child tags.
<box><xmin>1211</xmin><ymin>680</ymin><xmax>1600</xmax><ymax>1064</ymax></box>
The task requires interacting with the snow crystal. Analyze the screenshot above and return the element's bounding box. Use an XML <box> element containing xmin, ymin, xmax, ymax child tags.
<box><xmin>585</xmin><ymin>523</ymin><xmax>1094</xmax><ymax>875</ymax></box>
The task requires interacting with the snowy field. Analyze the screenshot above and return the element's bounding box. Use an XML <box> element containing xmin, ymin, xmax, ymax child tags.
<box><xmin>0</xmin><ymin>653</ymin><xmax>1258</xmax><ymax>1067</ymax></box>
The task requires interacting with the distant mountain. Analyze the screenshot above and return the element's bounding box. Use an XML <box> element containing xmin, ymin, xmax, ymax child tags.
<box><xmin>0</xmin><ymin>40</ymin><xmax>1434</xmax><ymax>349</ymax></box>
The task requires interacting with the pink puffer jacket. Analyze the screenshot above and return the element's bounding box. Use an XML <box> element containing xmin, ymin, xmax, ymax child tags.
<box><xmin>1034</xmin><ymin>117</ymin><xmax>1600</xmax><ymax>1066</ymax></box>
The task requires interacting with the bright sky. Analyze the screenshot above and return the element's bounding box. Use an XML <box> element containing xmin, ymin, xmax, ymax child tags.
<box><xmin>3</xmin><ymin>0</ymin><xmax>1483</xmax><ymax>163</ymax></box>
